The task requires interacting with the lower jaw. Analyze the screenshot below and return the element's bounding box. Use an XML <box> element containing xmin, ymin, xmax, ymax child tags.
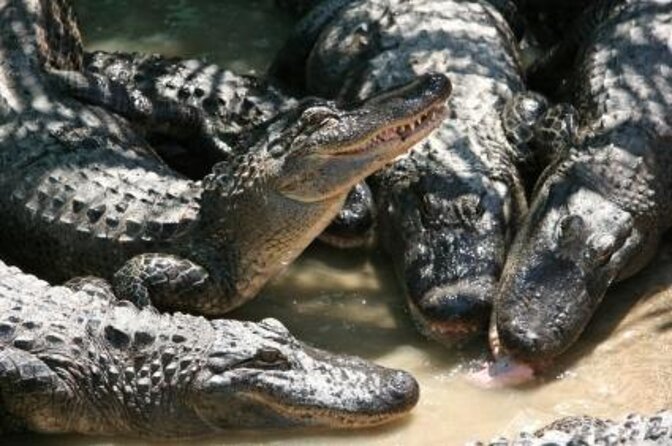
<box><xmin>239</xmin><ymin>393</ymin><xmax>415</xmax><ymax>430</ymax></box>
<box><xmin>408</xmin><ymin>300</ymin><xmax>487</xmax><ymax>345</ymax></box>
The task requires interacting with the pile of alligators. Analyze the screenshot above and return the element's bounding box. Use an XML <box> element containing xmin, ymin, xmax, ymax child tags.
<box><xmin>0</xmin><ymin>0</ymin><xmax>670</xmax><ymax>443</ymax></box>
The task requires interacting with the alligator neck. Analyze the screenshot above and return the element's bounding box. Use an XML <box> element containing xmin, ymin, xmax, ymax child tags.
<box><xmin>197</xmin><ymin>186</ymin><xmax>345</xmax><ymax>303</ymax></box>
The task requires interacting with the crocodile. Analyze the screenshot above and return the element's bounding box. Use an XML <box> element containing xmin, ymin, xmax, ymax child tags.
<box><xmin>475</xmin><ymin>410</ymin><xmax>672</xmax><ymax>445</ymax></box>
<box><xmin>491</xmin><ymin>0</ymin><xmax>672</xmax><ymax>365</ymax></box>
<box><xmin>76</xmin><ymin>49</ymin><xmax>377</xmax><ymax>248</ymax></box>
<box><xmin>284</xmin><ymin>0</ymin><xmax>545</xmax><ymax>342</ymax></box>
<box><xmin>0</xmin><ymin>0</ymin><xmax>451</xmax><ymax>316</ymax></box>
<box><xmin>0</xmin><ymin>258</ymin><xmax>419</xmax><ymax>437</ymax></box>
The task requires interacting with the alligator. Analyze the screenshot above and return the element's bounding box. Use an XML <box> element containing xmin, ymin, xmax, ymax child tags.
<box><xmin>491</xmin><ymin>0</ymin><xmax>672</xmax><ymax>366</ymax></box>
<box><xmin>0</xmin><ymin>0</ymin><xmax>451</xmax><ymax>316</ymax></box>
<box><xmin>279</xmin><ymin>0</ymin><xmax>547</xmax><ymax>342</ymax></box>
<box><xmin>76</xmin><ymin>49</ymin><xmax>377</xmax><ymax>248</ymax></box>
<box><xmin>0</xmin><ymin>258</ymin><xmax>419</xmax><ymax>437</ymax></box>
<box><xmin>475</xmin><ymin>410</ymin><xmax>672</xmax><ymax>445</ymax></box>
<box><xmin>79</xmin><ymin>50</ymin><xmax>296</xmax><ymax>178</ymax></box>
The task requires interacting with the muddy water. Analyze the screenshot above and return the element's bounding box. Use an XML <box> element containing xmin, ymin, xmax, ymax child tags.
<box><xmin>13</xmin><ymin>1</ymin><xmax>672</xmax><ymax>444</ymax></box>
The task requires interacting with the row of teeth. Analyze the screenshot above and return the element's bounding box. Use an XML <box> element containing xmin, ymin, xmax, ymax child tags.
<box><xmin>381</xmin><ymin>107</ymin><xmax>442</xmax><ymax>142</ymax></box>
<box><xmin>338</xmin><ymin>106</ymin><xmax>443</xmax><ymax>154</ymax></box>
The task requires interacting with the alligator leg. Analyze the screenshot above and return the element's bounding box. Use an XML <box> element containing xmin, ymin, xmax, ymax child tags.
<box><xmin>532</xmin><ymin>103</ymin><xmax>581</xmax><ymax>164</ymax></box>
<box><xmin>501</xmin><ymin>92</ymin><xmax>580</xmax><ymax>177</ymax></box>
<box><xmin>500</xmin><ymin>91</ymin><xmax>550</xmax><ymax>181</ymax></box>
<box><xmin>0</xmin><ymin>347</ymin><xmax>70</xmax><ymax>434</ymax></box>
<box><xmin>112</xmin><ymin>253</ymin><xmax>224</xmax><ymax>313</ymax></box>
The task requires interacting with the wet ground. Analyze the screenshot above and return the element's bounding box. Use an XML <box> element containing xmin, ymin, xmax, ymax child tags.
<box><xmin>9</xmin><ymin>1</ymin><xmax>672</xmax><ymax>444</ymax></box>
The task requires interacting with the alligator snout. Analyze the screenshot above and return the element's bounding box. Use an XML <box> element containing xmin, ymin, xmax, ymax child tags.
<box><xmin>385</xmin><ymin>370</ymin><xmax>420</xmax><ymax>407</ymax></box>
<box><xmin>410</xmin><ymin>279</ymin><xmax>494</xmax><ymax>342</ymax></box>
<box><xmin>493</xmin><ymin>319</ymin><xmax>556</xmax><ymax>363</ymax></box>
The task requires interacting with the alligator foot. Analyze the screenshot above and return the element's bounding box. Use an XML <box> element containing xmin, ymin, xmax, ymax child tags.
<box><xmin>112</xmin><ymin>253</ymin><xmax>220</xmax><ymax>313</ymax></box>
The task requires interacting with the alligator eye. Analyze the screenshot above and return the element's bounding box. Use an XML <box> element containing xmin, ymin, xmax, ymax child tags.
<box><xmin>252</xmin><ymin>348</ymin><xmax>290</xmax><ymax>369</ymax></box>
<box><xmin>555</xmin><ymin>214</ymin><xmax>585</xmax><ymax>243</ymax></box>
<box><xmin>587</xmin><ymin>234</ymin><xmax>618</xmax><ymax>266</ymax></box>
<box><xmin>257</xmin><ymin>348</ymin><xmax>283</xmax><ymax>363</ymax></box>
<box><xmin>300</xmin><ymin>106</ymin><xmax>339</xmax><ymax>127</ymax></box>
<box><xmin>454</xmin><ymin>194</ymin><xmax>484</xmax><ymax>227</ymax></box>
<box><xmin>234</xmin><ymin>347</ymin><xmax>290</xmax><ymax>370</ymax></box>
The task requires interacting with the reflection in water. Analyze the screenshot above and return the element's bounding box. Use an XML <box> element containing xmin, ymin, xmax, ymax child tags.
<box><xmin>15</xmin><ymin>2</ymin><xmax>672</xmax><ymax>444</ymax></box>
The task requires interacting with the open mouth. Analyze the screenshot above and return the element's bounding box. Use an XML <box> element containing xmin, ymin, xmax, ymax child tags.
<box><xmin>333</xmin><ymin>102</ymin><xmax>448</xmax><ymax>156</ymax></box>
<box><xmin>409</xmin><ymin>299</ymin><xmax>484</xmax><ymax>342</ymax></box>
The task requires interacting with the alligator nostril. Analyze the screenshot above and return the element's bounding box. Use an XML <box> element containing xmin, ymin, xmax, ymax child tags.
<box><xmin>387</xmin><ymin>371</ymin><xmax>420</xmax><ymax>406</ymax></box>
<box><xmin>497</xmin><ymin>320</ymin><xmax>551</xmax><ymax>362</ymax></box>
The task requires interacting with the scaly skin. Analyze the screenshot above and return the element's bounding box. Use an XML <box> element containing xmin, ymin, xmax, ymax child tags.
<box><xmin>492</xmin><ymin>0</ymin><xmax>672</xmax><ymax>364</ymax></box>
<box><xmin>475</xmin><ymin>410</ymin><xmax>672</xmax><ymax>445</ymax></box>
<box><xmin>0</xmin><ymin>0</ymin><xmax>450</xmax><ymax>316</ymax></box>
<box><xmin>76</xmin><ymin>50</ymin><xmax>376</xmax><ymax>248</ymax></box>
<box><xmin>79</xmin><ymin>50</ymin><xmax>297</xmax><ymax>178</ymax></box>
<box><xmin>295</xmin><ymin>0</ymin><xmax>536</xmax><ymax>342</ymax></box>
<box><xmin>0</xmin><ymin>259</ymin><xmax>419</xmax><ymax>437</ymax></box>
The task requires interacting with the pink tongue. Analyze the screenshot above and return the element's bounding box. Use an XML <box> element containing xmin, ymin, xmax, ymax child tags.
<box><xmin>466</xmin><ymin>357</ymin><xmax>536</xmax><ymax>389</ymax></box>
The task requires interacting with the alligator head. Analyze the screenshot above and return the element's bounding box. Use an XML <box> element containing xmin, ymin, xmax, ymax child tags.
<box><xmin>190</xmin><ymin>318</ymin><xmax>419</xmax><ymax>432</ymax></box>
<box><xmin>18</xmin><ymin>308</ymin><xmax>419</xmax><ymax>436</ymax></box>
<box><xmin>199</xmin><ymin>73</ymin><xmax>451</xmax><ymax>308</ymax></box>
<box><xmin>491</xmin><ymin>146</ymin><xmax>659</xmax><ymax>364</ymax></box>
<box><xmin>378</xmin><ymin>152</ymin><xmax>520</xmax><ymax>344</ymax></box>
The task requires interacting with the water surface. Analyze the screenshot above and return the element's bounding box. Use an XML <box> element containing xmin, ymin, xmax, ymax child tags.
<box><xmin>74</xmin><ymin>0</ymin><xmax>294</xmax><ymax>73</ymax></box>
<box><xmin>11</xmin><ymin>2</ymin><xmax>672</xmax><ymax>444</ymax></box>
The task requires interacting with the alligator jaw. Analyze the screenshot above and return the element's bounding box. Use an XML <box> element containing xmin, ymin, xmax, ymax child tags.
<box><xmin>237</xmin><ymin>380</ymin><xmax>419</xmax><ymax>429</ymax></box>
<box><xmin>325</xmin><ymin>100</ymin><xmax>448</xmax><ymax>160</ymax></box>
<box><xmin>277</xmin><ymin>72</ymin><xmax>452</xmax><ymax>204</ymax></box>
